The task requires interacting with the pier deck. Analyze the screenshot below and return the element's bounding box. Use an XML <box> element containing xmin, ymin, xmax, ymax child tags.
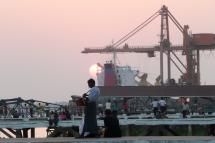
<box><xmin>0</xmin><ymin>136</ymin><xmax>215</xmax><ymax>143</ymax></box>
<box><xmin>1</xmin><ymin>116</ymin><xmax>215</xmax><ymax>138</ymax></box>
<box><xmin>1</xmin><ymin>116</ymin><xmax>215</xmax><ymax>129</ymax></box>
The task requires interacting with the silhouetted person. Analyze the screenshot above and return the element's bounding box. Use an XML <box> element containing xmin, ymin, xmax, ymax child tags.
<box><xmin>13</xmin><ymin>110</ymin><xmax>19</xmax><ymax>118</ymax></box>
<box><xmin>59</xmin><ymin>111</ymin><xmax>67</xmax><ymax>120</ymax></box>
<box><xmin>3</xmin><ymin>105</ymin><xmax>8</xmax><ymax>118</ymax></box>
<box><xmin>182</xmin><ymin>101</ymin><xmax>189</xmax><ymax>118</ymax></box>
<box><xmin>49</xmin><ymin>111</ymin><xmax>59</xmax><ymax>127</ymax></box>
<box><xmin>151</xmin><ymin>99</ymin><xmax>159</xmax><ymax>118</ymax></box>
<box><xmin>81</xmin><ymin>78</ymin><xmax>100</xmax><ymax>137</ymax></box>
<box><xmin>122</xmin><ymin>101</ymin><xmax>128</xmax><ymax>115</ymax></box>
<box><xmin>104</xmin><ymin>109</ymin><xmax>121</xmax><ymax>137</ymax></box>
<box><xmin>159</xmin><ymin>97</ymin><xmax>167</xmax><ymax>118</ymax></box>
<box><xmin>65</xmin><ymin>108</ymin><xmax>71</xmax><ymax>120</ymax></box>
<box><xmin>29</xmin><ymin>106</ymin><xmax>34</xmax><ymax>118</ymax></box>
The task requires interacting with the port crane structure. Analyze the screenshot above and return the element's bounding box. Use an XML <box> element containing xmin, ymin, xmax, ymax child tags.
<box><xmin>82</xmin><ymin>5</ymin><xmax>215</xmax><ymax>86</ymax></box>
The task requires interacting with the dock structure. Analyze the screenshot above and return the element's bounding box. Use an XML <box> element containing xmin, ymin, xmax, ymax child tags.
<box><xmin>1</xmin><ymin>86</ymin><xmax>215</xmax><ymax>138</ymax></box>
<box><xmin>99</xmin><ymin>85</ymin><xmax>215</xmax><ymax>97</ymax></box>
<box><xmin>1</xmin><ymin>85</ymin><xmax>215</xmax><ymax>138</ymax></box>
<box><xmin>2</xmin><ymin>116</ymin><xmax>215</xmax><ymax>128</ymax></box>
<box><xmin>1</xmin><ymin>115</ymin><xmax>215</xmax><ymax>138</ymax></box>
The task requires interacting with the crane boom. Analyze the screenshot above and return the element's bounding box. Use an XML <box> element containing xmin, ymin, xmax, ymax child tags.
<box><xmin>82</xmin><ymin>45</ymin><xmax>184</xmax><ymax>54</ymax></box>
<box><xmin>82</xmin><ymin>44</ymin><xmax>215</xmax><ymax>54</ymax></box>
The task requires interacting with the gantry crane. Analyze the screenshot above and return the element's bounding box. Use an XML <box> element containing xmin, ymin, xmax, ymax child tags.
<box><xmin>82</xmin><ymin>5</ymin><xmax>215</xmax><ymax>85</ymax></box>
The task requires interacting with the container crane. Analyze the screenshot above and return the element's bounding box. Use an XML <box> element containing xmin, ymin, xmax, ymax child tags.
<box><xmin>82</xmin><ymin>5</ymin><xmax>215</xmax><ymax>85</ymax></box>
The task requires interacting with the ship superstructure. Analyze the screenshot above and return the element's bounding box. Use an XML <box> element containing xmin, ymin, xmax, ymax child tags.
<box><xmin>97</xmin><ymin>62</ymin><xmax>139</xmax><ymax>86</ymax></box>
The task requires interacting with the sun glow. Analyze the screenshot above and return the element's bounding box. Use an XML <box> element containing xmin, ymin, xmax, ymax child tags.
<box><xmin>89</xmin><ymin>64</ymin><xmax>102</xmax><ymax>78</ymax></box>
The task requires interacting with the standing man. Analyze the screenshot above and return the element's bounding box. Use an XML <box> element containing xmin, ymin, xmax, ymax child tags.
<box><xmin>182</xmin><ymin>101</ymin><xmax>190</xmax><ymax>118</ymax></box>
<box><xmin>151</xmin><ymin>99</ymin><xmax>159</xmax><ymax>118</ymax></box>
<box><xmin>82</xmin><ymin>78</ymin><xmax>100</xmax><ymax>137</ymax></box>
<box><xmin>159</xmin><ymin>97</ymin><xmax>167</xmax><ymax>118</ymax></box>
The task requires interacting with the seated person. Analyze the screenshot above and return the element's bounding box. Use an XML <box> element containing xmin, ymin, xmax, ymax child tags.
<box><xmin>104</xmin><ymin>109</ymin><xmax>121</xmax><ymax>137</ymax></box>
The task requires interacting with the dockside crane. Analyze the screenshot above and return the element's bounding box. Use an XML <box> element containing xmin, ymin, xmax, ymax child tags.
<box><xmin>82</xmin><ymin>5</ymin><xmax>215</xmax><ymax>85</ymax></box>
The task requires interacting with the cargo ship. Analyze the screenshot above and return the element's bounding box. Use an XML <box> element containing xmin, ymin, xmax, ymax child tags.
<box><xmin>96</xmin><ymin>61</ymin><xmax>138</xmax><ymax>86</ymax></box>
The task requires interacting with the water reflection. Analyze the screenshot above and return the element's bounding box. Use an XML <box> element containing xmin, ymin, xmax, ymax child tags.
<box><xmin>35</xmin><ymin>128</ymin><xmax>46</xmax><ymax>138</ymax></box>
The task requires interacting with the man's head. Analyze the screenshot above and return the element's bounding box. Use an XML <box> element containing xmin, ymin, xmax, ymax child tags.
<box><xmin>88</xmin><ymin>78</ymin><xmax>95</xmax><ymax>88</ymax></box>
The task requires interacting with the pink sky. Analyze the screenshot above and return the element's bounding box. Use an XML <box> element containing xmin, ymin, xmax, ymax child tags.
<box><xmin>0</xmin><ymin>0</ymin><xmax>214</xmax><ymax>102</ymax></box>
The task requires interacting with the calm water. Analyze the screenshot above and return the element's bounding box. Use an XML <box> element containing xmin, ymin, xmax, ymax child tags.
<box><xmin>35</xmin><ymin>128</ymin><xmax>47</xmax><ymax>138</ymax></box>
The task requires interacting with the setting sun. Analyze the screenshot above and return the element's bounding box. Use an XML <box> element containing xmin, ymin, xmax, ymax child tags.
<box><xmin>89</xmin><ymin>64</ymin><xmax>102</xmax><ymax>78</ymax></box>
